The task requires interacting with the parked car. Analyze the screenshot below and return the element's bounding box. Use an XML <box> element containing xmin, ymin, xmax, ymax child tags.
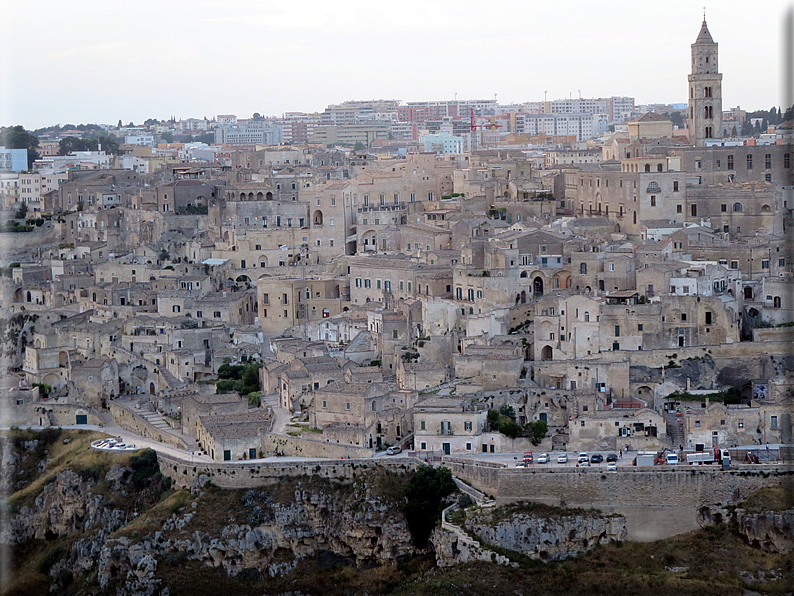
<box><xmin>579</xmin><ymin>459</ymin><xmax>591</xmax><ymax>467</ymax></box>
<box><xmin>578</xmin><ymin>452</ymin><xmax>589</xmax><ymax>463</ymax></box>
<box><xmin>537</xmin><ymin>453</ymin><xmax>549</xmax><ymax>464</ymax></box>
<box><xmin>385</xmin><ymin>446</ymin><xmax>402</xmax><ymax>455</ymax></box>
<box><xmin>515</xmin><ymin>461</ymin><xmax>529</xmax><ymax>468</ymax></box>
<box><xmin>590</xmin><ymin>454</ymin><xmax>604</xmax><ymax>464</ymax></box>
<box><xmin>523</xmin><ymin>452</ymin><xmax>534</xmax><ymax>463</ymax></box>
<box><xmin>607</xmin><ymin>462</ymin><xmax>617</xmax><ymax>471</ymax></box>
<box><xmin>606</xmin><ymin>453</ymin><xmax>618</xmax><ymax>463</ymax></box>
<box><xmin>557</xmin><ymin>453</ymin><xmax>568</xmax><ymax>464</ymax></box>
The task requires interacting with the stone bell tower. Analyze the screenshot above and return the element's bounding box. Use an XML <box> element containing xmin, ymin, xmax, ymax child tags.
<box><xmin>688</xmin><ymin>17</ymin><xmax>723</xmax><ymax>146</ymax></box>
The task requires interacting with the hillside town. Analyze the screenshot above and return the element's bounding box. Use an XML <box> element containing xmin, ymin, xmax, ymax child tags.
<box><xmin>2</xmin><ymin>18</ymin><xmax>792</xmax><ymax>467</ymax></box>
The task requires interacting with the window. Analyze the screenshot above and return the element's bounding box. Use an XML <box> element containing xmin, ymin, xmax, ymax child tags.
<box><xmin>615</xmin><ymin>325</ymin><xmax>620</xmax><ymax>337</ymax></box>
<box><xmin>747</xmin><ymin>155</ymin><xmax>753</xmax><ymax>169</ymax></box>
<box><xmin>647</xmin><ymin>182</ymin><xmax>661</xmax><ymax>193</ymax></box>
<box><xmin>738</xmin><ymin>419</ymin><xmax>744</xmax><ymax>428</ymax></box>
<box><xmin>355</xmin><ymin>278</ymin><xmax>362</xmax><ymax>287</ymax></box>
<box><xmin>730</xmin><ymin>260</ymin><xmax>738</xmax><ymax>270</ymax></box>
<box><xmin>196</xmin><ymin>311</ymin><xmax>203</xmax><ymax>318</ymax></box>
<box><xmin>213</xmin><ymin>310</ymin><xmax>221</xmax><ymax>318</ymax></box>
<box><xmin>638</xmin><ymin>323</ymin><xmax>643</xmax><ymax>331</ymax></box>
<box><xmin>785</xmin><ymin>153</ymin><xmax>791</xmax><ymax>169</ymax></box>
<box><xmin>677</xmin><ymin>204</ymin><xmax>682</xmax><ymax>213</ymax></box>
<box><xmin>464</xmin><ymin>421</ymin><xmax>473</xmax><ymax>431</ymax></box>
<box><xmin>691</xmin><ymin>204</ymin><xmax>697</xmax><ymax>217</ymax></box>
<box><xmin>765</xmin><ymin>154</ymin><xmax>771</xmax><ymax>169</ymax></box>
<box><xmin>705</xmin><ymin>311</ymin><xmax>712</xmax><ymax>325</ymax></box>
<box><xmin>727</xmin><ymin>155</ymin><xmax>734</xmax><ymax>169</ymax></box>
<box><xmin>762</xmin><ymin>260</ymin><xmax>769</xmax><ymax>269</ymax></box>
<box><xmin>733</xmin><ymin>202</ymin><xmax>743</xmax><ymax>212</ymax></box>
<box><xmin>376</xmin><ymin>280</ymin><xmax>381</xmax><ymax>289</ymax></box>
<box><xmin>172</xmin><ymin>305</ymin><xmax>180</xmax><ymax>313</ymax></box>
<box><xmin>420</xmin><ymin>420</ymin><xmax>426</xmax><ymax>430</ymax></box>
<box><xmin>580</xmin><ymin>263</ymin><xmax>587</xmax><ymax>274</ymax></box>
<box><xmin>364</xmin><ymin>279</ymin><xmax>371</xmax><ymax>288</ymax></box>
<box><xmin>609</xmin><ymin>262</ymin><xmax>615</xmax><ymax>271</ymax></box>
<box><xmin>771</xmin><ymin>416</ymin><xmax>778</xmax><ymax>430</ymax></box>
<box><xmin>322</xmin><ymin>400</ymin><xmax>327</xmax><ymax>408</ymax></box>
<box><xmin>345</xmin><ymin>402</ymin><xmax>351</xmax><ymax>411</ymax></box>
<box><xmin>695</xmin><ymin>420</ymin><xmax>701</xmax><ymax>428</ymax></box>
<box><xmin>393</xmin><ymin>329</ymin><xmax>398</xmax><ymax>339</ymax></box>
<box><xmin>650</xmin><ymin>196</ymin><xmax>656</xmax><ymax>207</ymax></box>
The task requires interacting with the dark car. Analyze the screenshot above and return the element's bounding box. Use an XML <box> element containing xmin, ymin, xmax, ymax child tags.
<box><xmin>606</xmin><ymin>453</ymin><xmax>618</xmax><ymax>463</ymax></box>
<box><xmin>590</xmin><ymin>453</ymin><xmax>604</xmax><ymax>464</ymax></box>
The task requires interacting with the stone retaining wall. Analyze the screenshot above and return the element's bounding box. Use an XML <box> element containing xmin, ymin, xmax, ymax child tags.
<box><xmin>156</xmin><ymin>451</ymin><xmax>420</xmax><ymax>489</ymax></box>
<box><xmin>443</xmin><ymin>456</ymin><xmax>794</xmax><ymax>540</ymax></box>
<box><xmin>262</xmin><ymin>432</ymin><xmax>374</xmax><ymax>459</ymax></box>
<box><xmin>109</xmin><ymin>403</ymin><xmax>189</xmax><ymax>450</ymax></box>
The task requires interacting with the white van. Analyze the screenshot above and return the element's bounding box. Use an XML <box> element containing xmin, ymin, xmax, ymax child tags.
<box><xmin>666</xmin><ymin>453</ymin><xmax>679</xmax><ymax>465</ymax></box>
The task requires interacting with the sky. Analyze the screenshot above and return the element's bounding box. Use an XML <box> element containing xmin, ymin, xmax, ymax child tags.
<box><xmin>0</xmin><ymin>0</ymin><xmax>790</xmax><ymax>129</ymax></box>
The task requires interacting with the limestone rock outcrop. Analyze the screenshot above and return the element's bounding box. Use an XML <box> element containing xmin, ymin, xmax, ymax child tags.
<box><xmin>460</xmin><ymin>503</ymin><xmax>627</xmax><ymax>562</ymax></box>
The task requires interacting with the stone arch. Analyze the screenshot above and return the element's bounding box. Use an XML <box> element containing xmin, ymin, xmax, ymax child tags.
<box><xmin>313</xmin><ymin>210</ymin><xmax>323</xmax><ymax>226</ymax></box>
<box><xmin>520</xmin><ymin>270</ymin><xmax>528</xmax><ymax>278</ymax></box>
<box><xmin>236</xmin><ymin>275</ymin><xmax>252</xmax><ymax>283</ymax></box>
<box><xmin>259</xmin><ymin>256</ymin><xmax>268</xmax><ymax>268</ymax></box>
<box><xmin>149</xmin><ymin>382</ymin><xmax>156</xmax><ymax>395</ymax></box>
<box><xmin>748</xmin><ymin>307</ymin><xmax>759</xmax><ymax>318</ymax></box>
<box><xmin>636</xmin><ymin>385</ymin><xmax>653</xmax><ymax>402</ymax></box>
<box><xmin>256</xmin><ymin>192</ymin><xmax>264</xmax><ymax>200</ymax></box>
<box><xmin>59</xmin><ymin>351</ymin><xmax>69</xmax><ymax>368</ymax></box>
<box><xmin>520</xmin><ymin>290</ymin><xmax>527</xmax><ymax>304</ymax></box>
<box><xmin>762</xmin><ymin>204</ymin><xmax>771</xmax><ymax>212</ymax></box>
<box><xmin>266</xmin><ymin>191</ymin><xmax>273</xmax><ymax>200</ymax></box>
<box><xmin>26</xmin><ymin>291</ymin><xmax>31</xmax><ymax>303</ymax></box>
<box><xmin>540</xmin><ymin>345</ymin><xmax>553</xmax><ymax>360</ymax></box>
<box><xmin>533</xmin><ymin>276</ymin><xmax>544</xmax><ymax>297</ymax></box>
<box><xmin>744</xmin><ymin>286</ymin><xmax>753</xmax><ymax>300</ymax></box>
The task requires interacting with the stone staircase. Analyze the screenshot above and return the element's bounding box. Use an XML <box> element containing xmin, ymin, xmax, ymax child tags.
<box><xmin>139</xmin><ymin>410</ymin><xmax>173</xmax><ymax>433</ymax></box>
<box><xmin>664</xmin><ymin>411</ymin><xmax>684</xmax><ymax>449</ymax></box>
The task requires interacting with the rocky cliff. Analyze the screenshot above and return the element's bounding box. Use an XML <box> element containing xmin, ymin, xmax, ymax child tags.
<box><xmin>440</xmin><ymin>501</ymin><xmax>627</xmax><ymax>563</ymax></box>
<box><xmin>2</xmin><ymin>439</ymin><xmax>419</xmax><ymax>596</ymax></box>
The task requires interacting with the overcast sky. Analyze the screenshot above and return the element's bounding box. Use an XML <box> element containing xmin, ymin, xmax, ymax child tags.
<box><xmin>1</xmin><ymin>0</ymin><xmax>790</xmax><ymax>129</ymax></box>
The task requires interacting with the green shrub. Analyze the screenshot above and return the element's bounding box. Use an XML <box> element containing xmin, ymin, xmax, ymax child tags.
<box><xmin>402</xmin><ymin>465</ymin><xmax>457</xmax><ymax>548</ymax></box>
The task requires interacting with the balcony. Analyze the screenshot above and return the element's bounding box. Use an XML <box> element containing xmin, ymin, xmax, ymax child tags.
<box><xmin>437</xmin><ymin>428</ymin><xmax>454</xmax><ymax>435</ymax></box>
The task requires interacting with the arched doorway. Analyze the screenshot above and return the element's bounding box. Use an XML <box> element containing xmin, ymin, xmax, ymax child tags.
<box><xmin>520</xmin><ymin>290</ymin><xmax>526</xmax><ymax>304</ymax></box>
<box><xmin>744</xmin><ymin>287</ymin><xmax>753</xmax><ymax>300</ymax></box>
<box><xmin>313</xmin><ymin>210</ymin><xmax>323</xmax><ymax>226</ymax></box>
<box><xmin>540</xmin><ymin>345</ymin><xmax>553</xmax><ymax>360</ymax></box>
<box><xmin>533</xmin><ymin>277</ymin><xmax>544</xmax><ymax>297</ymax></box>
<box><xmin>149</xmin><ymin>382</ymin><xmax>156</xmax><ymax>395</ymax></box>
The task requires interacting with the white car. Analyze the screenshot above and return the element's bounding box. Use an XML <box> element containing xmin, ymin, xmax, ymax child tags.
<box><xmin>607</xmin><ymin>462</ymin><xmax>617</xmax><ymax>471</ymax></box>
<box><xmin>557</xmin><ymin>453</ymin><xmax>568</xmax><ymax>464</ymax></box>
<box><xmin>578</xmin><ymin>452</ymin><xmax>589</xmax><ymax>463</ymax></box>
<box><xmin>385</xmin><ymin>446</ymin><xmax>402</xmax><ymax>455</ymax></box>
<box><xmin>537</xmin><ymin>453</ymin><xmax>549</xmax><ymax>464</ymax></box>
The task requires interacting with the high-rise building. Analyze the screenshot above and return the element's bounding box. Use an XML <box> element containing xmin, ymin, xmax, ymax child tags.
<box><xmin>688</xmin><ymin>18</ymin><xmax>723</xmax><ymax>146</ymax></box>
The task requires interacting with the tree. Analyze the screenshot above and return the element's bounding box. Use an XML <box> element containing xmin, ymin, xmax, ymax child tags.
<box><xmin>117</xmin><ymin>119</ymin><xmax>123</xmax><ymax>127</ymax></box>
<box><xmin>161</xmin><ymin>131</ymin><xmax>174</xmax><ymax>143</ymax></box>
<box><xmin>14</xmin><ymin>203</ymin><xmax>28</xmax><ymax>219</ymax></box>
<box><xmin>499</xmin><ymin>404</ymin><xmax>516</xmax><ymax>420</ymax></box>
<box><xmin>402</xmin><ymin>465</ymin><xmax>456</xmax><ymax>548</ymax></box>
<box><xmin>0</xmin><ymin>125</ymin><xmax>40</xmax><ymax>169</ymax></box>
<box><xmin>252</xmin><ymin>112</ymin><xmax>262</xmax><ymax>120</ymax></box>
<box><xmin>353</xmin><ymin>141</ymin><xmax>365</xmax><ymax>153</ymax></box>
